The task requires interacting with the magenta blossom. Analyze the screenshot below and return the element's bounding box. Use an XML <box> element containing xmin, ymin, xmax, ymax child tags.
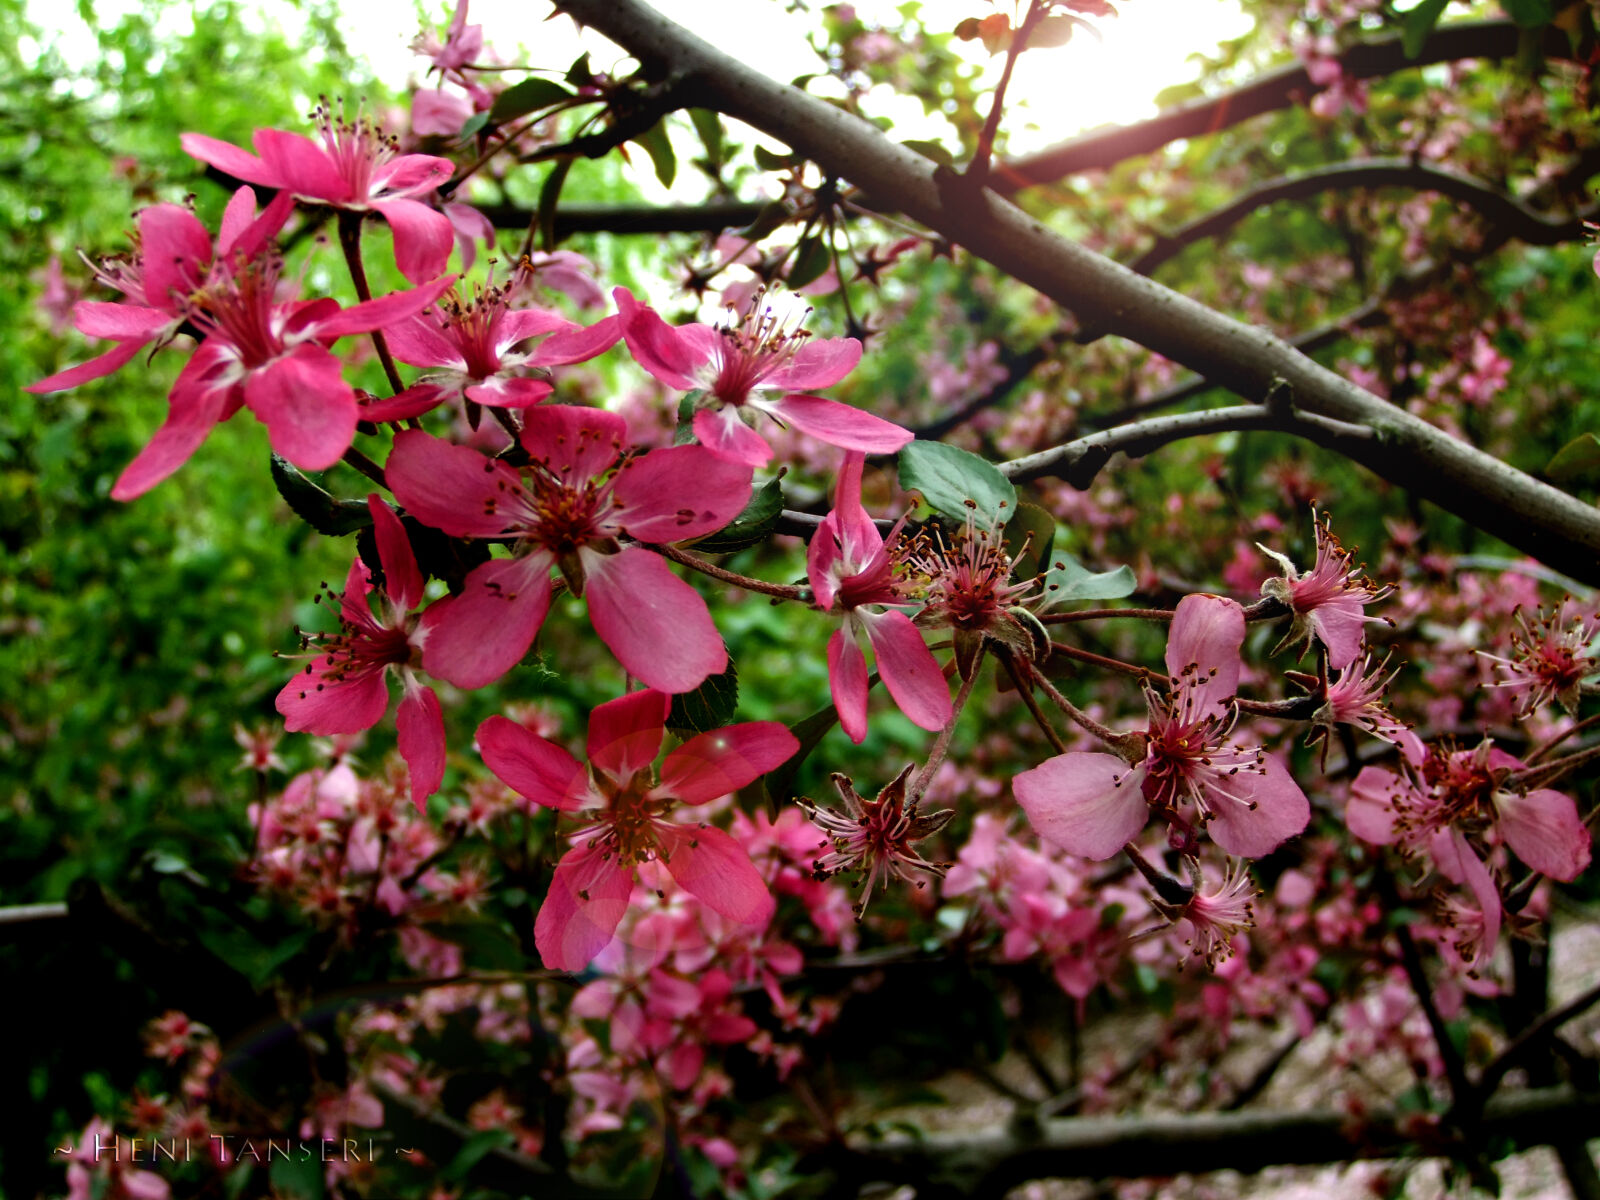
<box><xmin>181</xmin><ymin>103</ymin><xmax>455</xmax><ymax>283</ymax></box>
<box><xmin>385</xmin><ymin>407</ymin><xmax>751</xmax><ymax>693</ymax></box>
<box><xmin>806</xmin><ymin>452</ymin><xmax>952</xmax><ymax>742</ymax></box>
<box><xmin>362</xmin><ymin>266</ymin><xmax>622</xmax><ymax>422</ymax></box>
<box><xmin>477</xmin><ymin>689</ymin><xmax>799</xmax><ymax>970</ymax></box>
<box><xmin>28</xmin><ymin>186</ymin><xmax>274</xmax><ymax>398</ymax></box>
<box><xmin>1259</xmin><ymin>511</ymin><xmax>1390</xmax><ymax>670</ymax></box>
<box><xmin>1015</xmin><ymin>594</ymin><xmax>1311</xmax><ymax>860</ymax></box>
<box><xmin>31</xmin><ymin>187</ymin><xmax>452</xmax><ymax>498</ymax></box>
<box><xmin>616</xmin><ymin>286</ymin><xmax>911</xmax><ymax>467</ymax></box>
<box><xmin>276</xmin><ymin>497</ymin><xmax>445</xmax><ymax>811</ymax></box>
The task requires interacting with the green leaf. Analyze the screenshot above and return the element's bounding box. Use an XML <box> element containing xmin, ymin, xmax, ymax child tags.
<box><xmin>689</xmin><ymin>107</ymin><xmax>723</xmax><ymax>165</ymax></box>
<box><xmin>787</xmin><ymin>234</ymin><xmax>832</xmax><ymax>291</ymax></box>
<box><xmin>1546</xmin><ymin>432</ymin><xmax>1600</xmax><ymax>482</ymax></box>
<box><xmin>898</xmin><ymin>440</ymin><xmax>1017</xmax><ymax>526</ymax></box>
<box><xmin>1401</xmin><ymin>0</ymin><xmax>1451</xmax><ymax>58</ymax></box>
<box><xmin>754</xmin><ymin>144</ymin><xmax>799</xmax><ymax>172</ymax></box>
<box><xmin>1040</xmin><ymin>552</ymin><xmax>1136</xmax><ymax>605</ymax></box>
<box><xmin>901</xmin><ymin>138</ymin><xmax>956</xmax><ymax>168</ymax></box>
<box><xmin>695</xmin><ymin>475</ymin><xmax>785</xmax><ymax>553</ymax></box>
<box><xmin>1003</xmin><ymin>501</ymin><xmax>1055</xmax><ymax>583</ymax></box>
<box><xmin>489</xmin><ymin>76</ymin><xmax>574</xmax><ymax>123</ymax></box>
<box><xmin>739</xmin><ymin>199</ymin><xmax>792</xmax><ymax>241</ymax></box>
<box><xmin>443</xmin><ymin>1129</ymin><xmax>515</xmax><ymax>1184</ymax></box>
<box><xmin>631</xmin><ymin>120</ymin><xmax>677</xmax><ymax>187</ymax></box>
<box><xmin>667</xmin><ymin>656</ymin><xmax>739</xmax><ymax>735</ymax></box>
<box><xmin>1502</xmin><ymin>0</ymin><xmax>1553</xmax><ymax>27</ymax></box>
<box><xmin>457</xmin><ymin>111</ymin><xmax>489</xmax><ymax>142</ymax></box>
<box><xmin>536</xmin><ymin>156</ymin><xmax>573</xmax><ymax>252</ymax></box>
<box><xmin>762</xmin><ymin>693</ymin><xmax>863</xmax><ymax>811</ymax></box>
<box><xmin>270</xmin><ymin>455</ymin><xmax>372</xmax><ymax>536</ymax></box>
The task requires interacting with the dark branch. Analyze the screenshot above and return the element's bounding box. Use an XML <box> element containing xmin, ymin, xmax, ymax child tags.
<box><xmin>1128</xmin><ymin>158</ymin><xmax>1588</xmax><ymax>278</ymax></box>
<box><xmin>474</xmin><ymin>198</ymin><xmax>769</xmax><ymax>238</ymax></box>
<box><xmin>996</xmin><ymin>20</ymin><xmax>1591</xmax><ymax>190</ymax></box>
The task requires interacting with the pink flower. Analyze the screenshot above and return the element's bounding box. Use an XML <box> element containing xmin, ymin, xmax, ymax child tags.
<box><xmin>181</xmin><ymin>103</ymin><xmax>455</xmax><ymax>283</ymax></box>
<box><xmin>28</xmin><ymin>186</ymin><xmax>274</xmax><ymax>397</ymax></box>
<box><xmin>362</xmin><ymin>265</ymin><xmax>621</xmax><ymax>421</ymax></box>
<box><xmin>1480</xmin><ymin>603</ymin><xmax>1600</xmax><ymax>717</ymax></box>
<box><xmin>476</xmin><ymin>689</ymin><xmax>798</xmax><ymax>970</ymax></box>
<box><xmin>616</xmin><ymin>286</ymin><xmax>911</xmax><ymax>466</ymax></box>
<box><xmin>1172</xmin><ymin>861</ymin><xmax>1258</xmax><ymax>969</ymax></box>
<box><xmin>904</xmin><ymin>513</ymin><xmax>1042</xmax><ymax>678</ymax></box>
<box><xmin>806</xmin><ymin>452</ymin><xmax>952</xmax><ymax>742</ymax></box>
<box><xmin>1347</xmin><ymin>740</ymin><xmax>1591</xmax><ymax>884</ymax></box>
<box><xmin>799</xmin><ymin>764</ymin><xmax>954</xmax><ymax>917</ymax></box>
<box><xmin>1015</xmin><ymin>594</ymin><xmax>1311</xmax><ymax>860</ymax></box>
<box><xmin>414</xmin><ymin>0</ymin><xmax>483</xmax><ymax>75</ymax></box>
<box><xmin>1306</xmin><ymin>653</ymin><xmax>1425</xmax><ymax>766</ymax></box>
<box><xmin>276</xmin><ymin>497</ymin><xmax>446</xmax><ymax>811</ymax></box>
<box><xmin>385</xmin><ymin>407</ymin><xmax>751</xmax><ymax>693</ymax></box>
<box><xmin>1259</xmin><ymin>510</ymin><xmax>1390</xmax><ymax>670</ymax></box>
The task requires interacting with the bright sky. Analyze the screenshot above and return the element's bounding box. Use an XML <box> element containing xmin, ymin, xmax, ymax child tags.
<box><xmin>24</xmin><ymin>0</ymin><xmax>1252</xmax><ymax>189</ymax></box>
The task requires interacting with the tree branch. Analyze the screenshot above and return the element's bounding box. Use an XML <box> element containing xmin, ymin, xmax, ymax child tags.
<box><xmin>1127</xmin><ymin>158</ymin><xmax>1587</xmax><ymax>278</ymax></box>
<box><xmin>474</xmin><ymin>198</ymin><xmax>769</xmax><ymax>238</ymax></box>
<box><xmin>820</xmin><ymin>1086</ymin><xmax>1600</xmax><ymax>1194</ymax></box>
<box><xmin>996</xmin><ymin>20</ymin><xmax>1591</xmax><ymax>190</ymax></box>
<box><xmin>554</xmin><ymin>0</ymin><xmax>1600</xmax><ymax>582</ymax></box>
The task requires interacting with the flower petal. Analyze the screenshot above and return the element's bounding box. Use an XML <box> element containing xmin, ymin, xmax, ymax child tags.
<box><xmin>1166</xmin><ymin>593</ymin><xmax>1245</xmax><ymax>719</ymax></box>
<box><xmin>387</xmin><ymin>429</ymin><xmax>523</xmax><ymax>538</ymax></box>
<box><xmin>370</xmin><ymin>197</ymin><xmax>455</xmax><ymax>284</ymax></box>
<box><xmin>520</xmin><ymin>404</ymin><xmax>630</xmax><ymax>481</ymax></box>
<box><xmin>314</xmin><ymin>275</ymin><xmax>456</xmax><ymax>340</ymax></box>
<box><xmin>586</xmin><ymin>688</ymin><xmax>670</xmax><ymax>784</ymax></box>
<box><xmin>1203</xmin><ymin>754</ymin><xmax>1310</xmax><ymax>858</ymax></box>
<box><xmin>764</xmin><ymin>335</ymin><xmax>861</xmax><ymax>391</ymax></box>
<box><xmin>1496</xmin><ymin>787</ymin><xmax>1592</xmax><ymax>881</ymax></box>
<box><xmin>535</xmin><ymin>844</ymin><xmax>634</xmax><ymax>971</ymax></box>
<box><xmin>1346</xmin><ymin>766</ymin><xmax>1404</xmax><ymax>845</ymax></box>
<box><xmin>583</xmin><ymin>548</ymin><xmax>727</xmax><ymax>693</ymax></box>
<box><xmin>252</xmin><ymin>128</ymin><xmax>350</xmax><ymax>201</ymax></box>
<box><xmin>827</xmin><ymin>626</ymin><xmax>870</xmax><ymax>745</ymax></box>
<box><xmin>657</xmin><ymin>823</ymin><xmax>775</xmax><ymax>926</ymax></box>
<box><xmin>29</xmin><ymin>337</ymin><xmax>149</xmax><ymax>395</ymax></box>
<box><xmin>859</xmin><ymin>609</ymin><xmax>951</xmax><ymax>732</ymax></box>
<box><xmin>385</xmin><ymin>315</ymin><xmax>469</xmax><ymax>371</ymax></box>
<box><xmin>1014</xmin><ymin>753</ymin><xmax>1149</xmax><ymax>860</ymax></box>
<box><xmin>657</xmin><ymin>722</ymin><xmax>800</xmax><ymax>806</ymax></box>
<box><xmin>397</xmin><ymin>680</ymin><xmax>446</xmax><ymax>812</ymax></box>
<box><xmin>276</xmin><ymin>655</ymin><xmax>390</xmax><ymax>735</ymax></box>
<box><xmin>692</xmin><ymin>405</ymin><xmax>773</xmax><ymax>467</ymax></box>
<box><xmin>243</xmin><ymin>344</ymin><xmax>357</xmax><ymax>471</ymax></box>
<box><xmin>180</xmin><ymin>132</ymin><xmax>276</xmax><ymax>186</ymax></box>
<box><xmin>611</xmin><ymin>445</ymin><xmax>753</xmax><ymax>543</ymax></box>
<box><xmin>765</xmin><ymin>393</ymin><xmax>912</xmax><ymax>454</ymax></box>
<box><xmin>111</xmin><ymin>351</ymin><xmax>233</xmax><ymax>500</ymax></box>
<box><xmin>477</xmin><ymin>714</ymin><xmax>593</xmax><ymax>811</ymax></box>
<box><xmin>420</xmin><ymin>556</ymin><xmax>553</xmax><ymax>688</ymax></box>
<box><xmin>369</xmin><ymin>495</ymin><xmax>424</xmax><ymax>610</ymax></box>
<box><xmin>615</xmin><ymin>286</ymin><xmax>704</xmax><ymax>390</ymax></box>
<box><xmin>138</xmin><ymin>204</ymin><xmax>213</xmax><ymax>308</ymax></box>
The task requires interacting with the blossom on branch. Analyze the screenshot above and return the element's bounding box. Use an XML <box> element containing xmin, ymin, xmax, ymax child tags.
<box><xmin>616</xmin><ymin>286</ymin><xmax>911</xmax><ymax>466</ymax></box>
<box><xmin>386</xmin><ymin>406</ymin><xmax>752</xmax><ymax>693</ymax></box>
<box><xmin>276</xmin><ymin>497</ymin><xmax>446</xmax><ymax>811</ymax></box>
<box><xmin>1259</xmin><ymin>510</ymin><xmax>1391</xmax><ymax>670</ymax></box>
<box><xmin>477</xmin><ymin>689</ymin><xmax>798</xmax><ymax>970</ymax></box>
<box><xmin>1015</xmin><ymin>594</ymin><xmax>1310</xmax><ymax>860</ymax></box>
<box><xmin>806</xmin><ymin>452</ymin><xmax>952</xmax><ymax>742</ymax></box>
<box><xmin>181</xmin><ymin>102</ymin><xmax>456</xmax><ymax>283</ymax></box>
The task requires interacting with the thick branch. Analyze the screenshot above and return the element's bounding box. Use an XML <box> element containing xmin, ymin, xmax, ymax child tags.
<box><xmin>997</xmin><ymin>20</ymin><xmax>1590</xmax><ymax>190</ymax></box>
<box><xmin>1000</xmin><ymin>404</ymin><xmax>1375</xmax><ymax>487</ymax></box>
<box><xmin>474</xmin><ymin>199</ymin><xmax>768</xmax><ymax>238</ymax></box>
<box><xmin>555</xmin><ymin>0</ymin><xmax>1600</xmax><ymax>583</ymax></box>
<box><xmin>1129</xmin><ymin>158</ymin><xmax>1587</xmax><ymax>278</ymax></box>
<box><xmin>824</xmin><ymin>1086</ymin><xmax>1600</xmax><ymax>1194</ymax></box>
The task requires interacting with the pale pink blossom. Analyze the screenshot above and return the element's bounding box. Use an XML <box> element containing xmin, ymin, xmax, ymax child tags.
<box><xmin>1015</xmin><ymin>594</ymin><xmax>1310</xmax><ymax>860</ymax></box>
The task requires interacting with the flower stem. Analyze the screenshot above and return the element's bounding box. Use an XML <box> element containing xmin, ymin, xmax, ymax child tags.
<box><xmin>997</xmin><ymin>647</ymin><xmax>1067</xmax><ymax>755</ymax></box>
<box><xmin>1028</xmin><ymin>666</ymin><xmax>1127</xmax><ymax>747</ymax></box>
<box><xmin>652</xmin><ymin>542</ymin><xmax>808</xmax><ymax>601</ymax></box>
<box><xmin>1041</xmin><ymin>606</ymin><xmax>1175</xmax><ymax>625</ymax></box>
<box><xmin>336</xmin><ymin>211</ymin><xmax>408</xmax><ymax>397</ymax></box>
<box><xmin>1527</xmin><ymin>711</ymin><xmax>1600</xmax><ymax>764</ymax></box>
<box><xmin>910</xmin><ymin>660</ymin><xmax>981</xmax><ymax>803</ymax></box>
